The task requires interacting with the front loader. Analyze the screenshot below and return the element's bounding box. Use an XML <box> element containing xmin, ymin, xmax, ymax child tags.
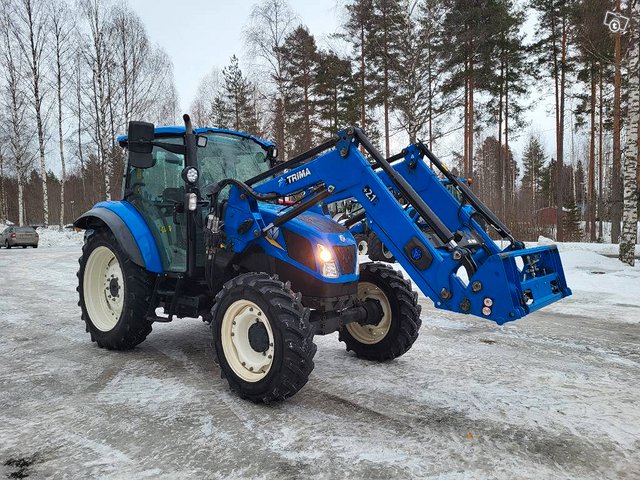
<box><xmin>74</xmin><ymin>115</ymin><xmax>571</xmax><ymax>402</ymax></box>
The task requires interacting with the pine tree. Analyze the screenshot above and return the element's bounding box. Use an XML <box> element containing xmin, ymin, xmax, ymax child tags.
<box><xmin>394</xmin><ymin>0</ymin><xmax>447</xmax><ymax>144</ymax></box>
<box><xmin>221</xmin><ymin>55</ymin><xmax>259</xmax><ymax>133</ymax></box>
<box><xmin>520</xmin><ymin>135</ymin><xmax>546</xmax><ymax>212</ymax></box>
<box><xmin>315</xmin><ymin>51</ymin><xmax>358</xmax><ymax>135</ymax></box>
<box><xmin>440</xmin><ymin>0</ymin><xmax>505</xmax><ymax>179</ymax></box>
<box><xmin>342</xmin><ymin>0</ymin><xmax>378</xmax><ymax>132</ymax></box>
<box><xmin>279</xmin><ymin>26</ymin><xmax>319</xmax><ymax>155</ymax></box>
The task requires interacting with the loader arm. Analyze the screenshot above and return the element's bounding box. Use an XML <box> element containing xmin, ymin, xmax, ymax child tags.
<box><xmin>219</xmin><ymin>128</ymin><xmax>571</xmax><ymax>325</ymax></box>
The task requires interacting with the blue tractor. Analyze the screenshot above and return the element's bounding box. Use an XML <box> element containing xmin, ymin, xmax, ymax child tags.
<box><xmin>75</xmin><ymin>115</ymin><xmax>571</xmax><ymax>402</ymax></box>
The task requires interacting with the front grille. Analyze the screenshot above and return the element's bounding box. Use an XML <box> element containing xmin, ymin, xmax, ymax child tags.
<box><xmin>282</xmin><ymin>228</ymin><xmax>316</xmax><ymax>271</ymax></box>
<box><xmin>333</xmin><ymin>245</ymin><xmax>356</xmax><ymax>275</ymax></box>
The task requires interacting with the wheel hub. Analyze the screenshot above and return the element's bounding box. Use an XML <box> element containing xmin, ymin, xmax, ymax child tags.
<box><xmin>108</xmin><ymin>277</ymin><xmax>120</xmax><ymax>298</ymax></box>
<box><xmin>346</xmin><ymin>282</ymin><xmax>392</xmax><ymax>344</ymax></box>
<box><xmin>248</xmin><ymin>321</ymin><xmax>269</xmax><ymax>352</ymax></box>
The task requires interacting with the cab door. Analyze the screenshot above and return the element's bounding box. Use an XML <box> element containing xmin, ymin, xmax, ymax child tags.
<box><xmin>125</xmin><ymin>137</ymin><xmax>188</xmax><ymax>273</ymax></box>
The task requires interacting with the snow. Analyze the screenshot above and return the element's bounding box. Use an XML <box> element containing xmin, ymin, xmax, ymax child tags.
<box><xmin>35</xmin><ymin>226</ymin><xmax>84</xmax><ymax>248</ymax></box>
<box><xmin>1</xmin><ymin>241</ymin><xmax>639</xmax><ymax>478</ymax></box>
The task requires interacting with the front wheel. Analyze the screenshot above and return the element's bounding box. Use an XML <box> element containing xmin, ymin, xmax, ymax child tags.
<box><xmin>77</xmin><ymin>229</ymin><xmax>155</xmax><ymax>349</ymax></box>
<box><xmin>211</xmin><ymin>272</ymin><xmax>317</xmax><ymax>403</ymax></box>
<box><xmin>339</xmin><ymin>263</ymin><xmax>421</xmax><ymax>361</ymax></box>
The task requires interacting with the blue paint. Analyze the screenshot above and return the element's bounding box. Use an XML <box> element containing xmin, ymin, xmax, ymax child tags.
<box><xmin>93</xmin><ymin>201</ymin><xmax>163</xmax><ymax>273</ymax></box>
<box><xmin>117</xmin><ymin>126</ymin><xmax>274</xmax><ymax>149</ymax></box>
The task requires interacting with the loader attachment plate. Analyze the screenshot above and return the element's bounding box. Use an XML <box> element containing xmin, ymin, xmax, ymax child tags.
<box><xmin>456</xmin><ymin>245</ymin><xmax>571</xmax><ymax>324</ymax></box>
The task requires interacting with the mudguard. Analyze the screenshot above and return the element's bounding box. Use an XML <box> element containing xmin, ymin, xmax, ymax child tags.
<box><xmin>73</xmin><ymin>201</ymin><xmax>163</xmax><ymax>273</ymax></box>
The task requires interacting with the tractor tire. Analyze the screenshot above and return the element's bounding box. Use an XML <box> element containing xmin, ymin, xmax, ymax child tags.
<box><xmin>367</xmin><ymin>232</ymin><xmax>395</xmax><ymax>263</ymax></box>
<box><xmin>211</xmin><ymin>272</ymin><xmax>317</xmax><ymax>403</ymax></box>
<box><xmin>354</xmin><ymin>233</ymin><xmax>369</xmax><ymax>256</ymax></box>
<box><xmin>77</xmin><ymin>229</ymin><xmax>155</xmax><ymax>350</ymax></box>
<box><xmin>339</xmin><ymin>262</ymin><xmax>421</xmax><ymax>361</ymax></box>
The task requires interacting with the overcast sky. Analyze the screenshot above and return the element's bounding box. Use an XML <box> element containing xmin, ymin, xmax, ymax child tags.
<box><xmin>127</xmin><ymin>0</ymin><xmax>564</xmax><ymax>165</ymax></box>
<box><xmin>129</xmin><ymin>0</ymin><xmax>343</xmax><ymax>112</ymax></box>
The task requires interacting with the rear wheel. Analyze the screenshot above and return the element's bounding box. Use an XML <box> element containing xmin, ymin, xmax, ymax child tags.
<box><xmin>211</xmin><ymin>272</ymin><xmax>317</xmax><ymax>403</ymax></box>
<box><xmin>77</xmin><ymin>229</ymin><xmax>155</xmax><ymax>349</ymax></box>
<box><xmin>339</xmin><ymin>263</ymin><xmax>421</xmax><ymax>361</ymax></box>
<box><xmin>367</xmin><ymin>233</ymin><xmax>395</xmax><ymax>263</ymax></box>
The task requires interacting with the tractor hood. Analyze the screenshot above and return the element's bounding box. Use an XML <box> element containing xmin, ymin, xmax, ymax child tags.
<box><xmin>256</xmin><ymin>203</ymin><xmax>358</xmax><ymax>282</ymax></box>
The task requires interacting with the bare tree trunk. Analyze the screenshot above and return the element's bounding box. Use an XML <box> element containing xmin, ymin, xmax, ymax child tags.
<box><xmin>598</xmin><ymin>66</ymin><xmax>604</xmax><ymax>240</ymax></box>
<box><xmin>497</xmin><ymin>56</ymin><xmax>504</xmax><ymax>218</ymax></box>
<box><xmin>52</xmin><ymin>2</ymin><xmax>71</xmax><ymax>229</ymax></box>
<box><xmin>619</xmin><ymin>2</ymin><xmax>639</xmax><ymax>266</ymax></box>
<box><xmin>17</xmin><ymin>0</ymin><xmax>49</xmax><ymax>225</ymax></box>
<box><xmin>505</xmin><ymin>64</ymin><xmax>511</xmax><ymax>221</ymax></box>
<box><xmin>75</xmin><ymin>54</ymin><xmax>86</xmax><ymax>198</ymax></box>
<box><xmin>0</xmin><ymin>153</ymin><xmax>6</xmax><ymax>223</ymax></box>
<box><xmin>611</xmin><ymin>0</ymin><xmax>623</xmax><ymax>243</ymax></box>
<box><xmin>360</xmin><ymin>23</ymin><xmax>366</xmax><ymax>130</ymax></box>
<box><xmin>463</xmin><ymin>66</ymin><xmax>468</xmax><ymax>176</ymax></box>
<box><xmin>588</xmin><ymin>63</ymin><xmax>596</xmax><ymax>241</ymax></box>
<box><xmin>468</xmin><ymin>59</ymin><xmax>475</xmax><ymax>179</ymax></box>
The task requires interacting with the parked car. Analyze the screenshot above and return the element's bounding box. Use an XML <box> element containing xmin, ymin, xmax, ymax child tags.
<box><xmin>0</xmin><ymin>226</ymin><xmax>39</xmax><ymax>248</ymax></box>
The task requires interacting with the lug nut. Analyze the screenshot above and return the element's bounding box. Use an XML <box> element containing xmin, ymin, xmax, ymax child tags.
<box><xmin>471</xmin><ymin>281</ymin><xmax>482</xmax><ymax>292</ymax></box>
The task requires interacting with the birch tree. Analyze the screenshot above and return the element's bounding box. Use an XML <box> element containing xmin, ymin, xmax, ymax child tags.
<box><xmin>14</xmin><ymin>0</ymin><xmax>50</xmax><ymax>225</ymax></box>
<box><xmin>619</xmin><ymin>3</ymin><xmax>639</xmax><ymax>265</ymax></box>
<box><xmin>81</xmin><ymin>0</ymin><xmax>112</xmax><ymax>200</ymax></box>
<box><xmin>51</xmin><ymin>0</ymin><xmax>73</xmax><ymax>228</ymax></box>
<box><xmin>245</xmin><ymin>0</ymin><xmax>296</xmax><ymax>158</ymax></box>
<box><xmin>1</xmin><ymin>8</ymin><xmax>33</xmax><ymax>226</ymax></box>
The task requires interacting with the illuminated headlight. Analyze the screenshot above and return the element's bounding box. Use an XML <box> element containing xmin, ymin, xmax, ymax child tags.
<box><xmin>182</xmin><ymin>166</ymin><xmax>199</xmax><ymax>184</ymax></box>
<box><xmin>317</xmin><ymin>244</ymin><xmax>339</xmax><ymax>278</ymax></box>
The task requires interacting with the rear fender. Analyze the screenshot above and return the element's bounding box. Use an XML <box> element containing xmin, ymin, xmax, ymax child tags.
<box><xmin>73</xmin><ymin>201</ymin><xmax>163</xmax><ymax>273</ymax></box>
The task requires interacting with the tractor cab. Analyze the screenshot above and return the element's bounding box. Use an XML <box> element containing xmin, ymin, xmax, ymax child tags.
<box><xmin>117</xmin><ymin>123</ymin><xmax>276</xmax><ymax>274</ymax></box>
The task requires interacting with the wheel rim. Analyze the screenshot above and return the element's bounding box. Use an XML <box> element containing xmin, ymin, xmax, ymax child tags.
<box><xmin>221</xmin><ymin>300</ymin><xmax>275</xmax><ymax>382</ymax></box>
<box><xmin>357</xmin><ymin>239</ymin><xmax>368</xmax><ymax>255</ymax></box>
<box><xmin>83</xmin><ymin>246</ymin><xmax>124</xmax><ymax>332</ymax></box>
<box><xmin>381</xmin><ymin>244</ymin><xmax>394</xmax><ymax>259</ymax></box>
<box><xmin>346</xmin><ymin>281</ymin><xmax>392</xmax><ymax>344</ymax></box>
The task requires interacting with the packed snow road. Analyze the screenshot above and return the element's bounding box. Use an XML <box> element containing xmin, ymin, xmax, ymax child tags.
<box><xmin>1</xmin><ymin>245</ymin><xmax>639</xmax><ymax>479</ymax></box>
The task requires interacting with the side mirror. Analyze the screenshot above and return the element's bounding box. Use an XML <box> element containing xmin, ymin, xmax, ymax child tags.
<box><xmin>128</xmin><ymin>121</ymin><xmax>155</xmax><ymax>168</ymax></box>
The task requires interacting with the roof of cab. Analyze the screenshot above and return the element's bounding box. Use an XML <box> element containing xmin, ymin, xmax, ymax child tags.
<box><xmin>116</xmin><ymin>126</ymin><xmax>274</xmax><ymax>149</ymax></box>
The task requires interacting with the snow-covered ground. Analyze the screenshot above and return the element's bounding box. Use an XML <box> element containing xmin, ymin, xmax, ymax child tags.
<box><xmin>1</xmin><ymin>238</ymin><xmax>639</xmax><ymax>479</ymax></box>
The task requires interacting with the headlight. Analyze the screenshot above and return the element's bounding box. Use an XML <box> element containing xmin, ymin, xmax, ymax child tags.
<box><xmin>317</xmin><ymin>244</ymin><xmax>333</xmax><ymax>263</ymax></box>
<box><xmin>317</xmin><ymin>244</ymin><xmax>338</xmax><ymax>278</ymax></box>
<box><xmin>182</xmin><ymin>166</ymin><xmax>199</xmax><ymax>184</ymax></box>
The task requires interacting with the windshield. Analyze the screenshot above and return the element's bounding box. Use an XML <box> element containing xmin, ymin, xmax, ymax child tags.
<box><xmin>198</xmin><ymin>132</ymin><xmax>269</xmax><ymax>189</ymax></box>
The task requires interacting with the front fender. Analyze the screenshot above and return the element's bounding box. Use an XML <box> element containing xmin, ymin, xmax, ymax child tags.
<box><xmin>74</xmin><ymin>201</ymin><xmax>163</xmax><ymax>273</ymax></box>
